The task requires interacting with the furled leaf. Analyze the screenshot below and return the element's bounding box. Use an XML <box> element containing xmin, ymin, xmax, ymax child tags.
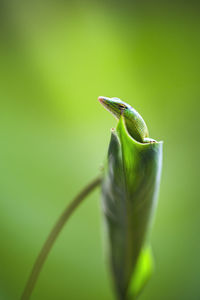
<box><xmin>101</xmin><ymin>117</ymin><xmax>163</xmax><ymax>300</ymax></box>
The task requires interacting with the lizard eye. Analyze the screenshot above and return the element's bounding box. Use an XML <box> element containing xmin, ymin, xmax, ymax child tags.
<box><xmin>118</xmin><ymin>104</ymin><xmax>126</xmax><ymax>110</ymax></box>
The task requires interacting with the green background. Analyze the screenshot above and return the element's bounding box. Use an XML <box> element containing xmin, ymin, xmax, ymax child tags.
<box><xmin>0</xmin><ymin>1</ymin><xmax>199</xmax><ymax>299</ymax></box>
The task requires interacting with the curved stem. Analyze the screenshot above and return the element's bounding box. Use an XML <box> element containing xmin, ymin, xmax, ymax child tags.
<box><xmin>21</xmin><ymin>176</ymin><xmax>102</xmax><ymax>300</ymax></box>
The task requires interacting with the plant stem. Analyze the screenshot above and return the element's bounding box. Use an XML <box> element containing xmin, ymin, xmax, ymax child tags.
<box><xmin>21</xmin><ymin>176</ymin><xmax>102</xmax><ymax>300</ymax></box>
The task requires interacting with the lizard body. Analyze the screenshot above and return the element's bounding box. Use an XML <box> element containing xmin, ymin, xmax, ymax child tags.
<box><xmin>98</xmin><ymin>96</ymin><xmax>155</xmax><ymax>143</ymax></box>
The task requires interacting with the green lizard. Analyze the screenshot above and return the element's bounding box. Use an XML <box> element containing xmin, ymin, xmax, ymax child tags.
<box><xmin>98</xmin><ymin>96</ymin><xmax>155</xmax><ymax>143</ymax></box>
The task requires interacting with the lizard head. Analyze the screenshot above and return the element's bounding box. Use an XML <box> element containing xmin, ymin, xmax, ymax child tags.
<box><xmin>98</xmin><ymin>96</ymin><xmax>128</xmax><ymax>120</ymax></box>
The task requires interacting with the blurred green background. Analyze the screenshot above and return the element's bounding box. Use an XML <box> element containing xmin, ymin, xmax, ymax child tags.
<box><xmin>0</xmin><ymin>1</ymin><xmax>200</xmax><ymax>299</ymax></box>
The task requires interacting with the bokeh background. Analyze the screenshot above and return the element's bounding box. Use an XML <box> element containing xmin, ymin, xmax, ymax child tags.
<box><xmin>1</xmin><ymin>1</ymin><xmax>200</xmax><ymax>299</ymax></box>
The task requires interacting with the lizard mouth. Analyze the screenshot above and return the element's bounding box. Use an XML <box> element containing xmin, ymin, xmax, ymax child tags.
<box><xmin>98</xmin><ymin>96</ymin><xmax>106</xmax><ymax>103</ymax></box>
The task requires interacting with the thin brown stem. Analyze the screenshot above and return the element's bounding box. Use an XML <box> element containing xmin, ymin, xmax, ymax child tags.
<box><xmin>21</xmin><ymin>176</ymin><xmax>102</xmax><ymax>300</ymax></box>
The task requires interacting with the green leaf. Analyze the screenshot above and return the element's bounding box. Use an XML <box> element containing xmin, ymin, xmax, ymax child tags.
<box><xmin>101</xmin><ymin>117</ymin><xmax>163</xmax><ymax>300</ymax></box>
<box><xmin>128</xmin><ymin>246</ymin><xmax>153</xmax><ymax>299</ymax></box>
